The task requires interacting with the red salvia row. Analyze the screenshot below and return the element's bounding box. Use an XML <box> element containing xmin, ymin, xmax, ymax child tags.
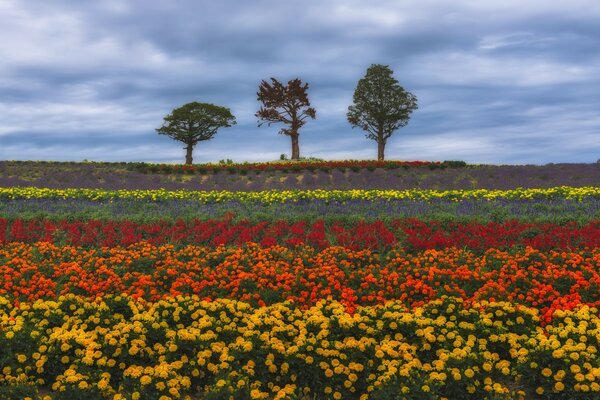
<box><xmin>1</xmin><ymin>217</ymin><xmax>599</xmax><ymax>251</ymax></box>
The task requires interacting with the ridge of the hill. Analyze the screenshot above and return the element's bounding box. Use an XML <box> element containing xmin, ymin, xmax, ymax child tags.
<box><xmin>0</xmin><ymin>160</ymin><xmax>598</xmax><ymax>190</ymax></box>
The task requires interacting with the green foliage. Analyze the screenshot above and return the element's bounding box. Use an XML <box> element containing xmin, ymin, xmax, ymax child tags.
<box><xmin>347</xmin><ymin>64</ymin><xmax>418</xmax><ymax>159</ymax></box>
<box><xmin>156</xmin><ymin>102</ymin><xmax>236</xmax><ymax>164</ymax></box>
<box><xmin>347</xmin><ymin>65</ymin><xmax>418</xmax><ymax>140</ymax></box>
<box><xmin>443</xmin><ymin>160</ymin><xmax>468</xmax><ymax>168</ymax></box>
<box><xmin>156</xmin><ymin>101</ymin><xmax>236</xmax><ymax>145</ymax></box>
<box><xmin>0</xmin><ymin>383</ymin><xmax>39</xmax><ymax>400</ymax></box>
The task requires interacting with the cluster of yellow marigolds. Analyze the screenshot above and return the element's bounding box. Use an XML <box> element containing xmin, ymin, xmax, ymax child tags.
<box><xmin>1</xmin><ymin>185</ymin><xmax>599</xmax><ymax>203</ymax></box>
<box><xmin>1</xmin><ymin>294</ymin><xmax>599</xmax><ymax>399</ymax></box>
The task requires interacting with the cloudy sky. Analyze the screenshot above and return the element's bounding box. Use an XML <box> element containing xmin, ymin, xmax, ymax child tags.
<box><xmin>1</xmin><ymin>0</ymin><xmax>599</xmax><ymax>164</ymax></box>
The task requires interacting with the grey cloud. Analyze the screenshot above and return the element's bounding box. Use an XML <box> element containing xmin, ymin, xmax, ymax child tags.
<box><xmin>0</xmin><ymin>0</ymin><xmax>599</xmax><ymax>164</ymax></box>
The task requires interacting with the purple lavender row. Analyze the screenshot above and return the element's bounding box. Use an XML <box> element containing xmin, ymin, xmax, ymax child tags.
<box><xmin>1</xmin><ymin>162</ymin><xmax>599</xmax><ymax>191</ymax></box>
<box><xmin>1</xmin><ymin>197</ymin><xmax>599</xmax><ymax>222</ymax></box>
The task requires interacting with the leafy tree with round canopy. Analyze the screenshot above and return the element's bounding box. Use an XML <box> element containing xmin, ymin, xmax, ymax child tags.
<box><xmin>157</xmin><ymin>102</ymin><xmax>236</xmax><ymax>164</ymax></box>
<box><xmin>347</xmin><ymin>64</ymin><xmax>418</xmax><ymax>160</ymax></box>
<box><xmin>256</xmin><ymin>78</ymin><xmax>316</xmax><ymax>160</ymax></box>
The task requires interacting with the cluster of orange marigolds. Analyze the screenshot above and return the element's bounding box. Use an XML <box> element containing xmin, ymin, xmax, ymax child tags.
<box><xmin>1</xmin><ymin>242</ymin><xmax>599</xmax><ymax>320</ymax></box>
<box><xmin>1</xmin><ymin>240</ymin><xmax>600</xmax><ymax>398</ymax></box>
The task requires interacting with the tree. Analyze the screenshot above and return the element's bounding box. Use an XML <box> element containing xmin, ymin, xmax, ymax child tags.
<box><xmin>347</xmin><ymin>64</ymin><xmax>418</xmax><ymax>161</ymax></box>
<box><xmin>256</xmin><ymin>78</ymin><xmax>316</xmax><ymax>160</ymax></box>
<box><xmin>157</xmin><ymin>102</ymin><xmax>236</xmax><ymax>164</ymax></box>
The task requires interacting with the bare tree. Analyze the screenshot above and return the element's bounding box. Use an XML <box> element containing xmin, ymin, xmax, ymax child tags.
<box><xmin>256</xmin><ymin>78</ymin><xmax>316</xmax><ymax>160</ymax></box>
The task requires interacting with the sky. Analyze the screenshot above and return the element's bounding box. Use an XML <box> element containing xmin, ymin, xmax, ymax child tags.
<box><xmin>1</xmin><ymin>0</ymin><xmax>599</xmax><ymax>165</ymax></box>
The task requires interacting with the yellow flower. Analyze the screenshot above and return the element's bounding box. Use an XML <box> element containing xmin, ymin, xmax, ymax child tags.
<box><xmin>536</xmin><ymin>387</ymin><xmax>544</xmax><ymax>395</ymax></box>
<box><xmin>554</xmin><ymin>381</ymin><xmax>565</xmax><ymax>391</ymax></box>
<box><xmin>140</xmin><ymin>375</ymin><xmax>152</xmax><ymax>385</ymax></box>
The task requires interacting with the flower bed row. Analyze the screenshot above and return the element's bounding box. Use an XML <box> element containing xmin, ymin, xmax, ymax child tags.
<box><xmin>1</xmin><ymin>295</ymin><xmax>598</xmax><ymax>400</ymax></box>
<box><xmin>4</xmin><ymin>197</ymin><xmax>600</xmax><ymax>223</ymax></box>
<box><xmin>2</xmin><ymin>218</ymin><xmax>600</xmax><ymax>252</ymax></box>
<box><xmin>127</xmin><ymin>159</ymin><xmax>467</xmax><ymax>174</ymax></box>
<box><xmin>2</xmin><ymin>242</ymin><xmax>599</xmax><ymax>321</ymax></box>
<box><xmin>2</xmin><ymin>186</ymin><xmax>600</xmax><ymax>203</ymax></box>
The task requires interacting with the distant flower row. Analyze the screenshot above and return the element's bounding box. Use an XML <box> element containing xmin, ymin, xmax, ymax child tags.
<box><xmin>2</xmin><ymin>217</ymin><xmax>600</xmax><ymax>251</ymax></box>
<box><xmin>2</xmin><ymin>186</ymin><xmax>600</xmax><ymax>202</ymax></box>
<box><xmin>126</xmin><ymin>160</ymin><xmax>468</xmax><ymax>174</ymax></box>
<box><xmin>1</xmin><ymin>295</ymin><xmax>599</xmax><ymax>399</ymax></box>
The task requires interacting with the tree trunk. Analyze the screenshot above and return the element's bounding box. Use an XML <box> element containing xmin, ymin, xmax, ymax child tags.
<box><xmin>291</xmin><ymin>134</ymin><xmax>300</xmax><ymax>160</ymax></box>
<box><xmin>185</xmin><ymin>144</ymin><xmax>193</xmax><ymax>165</ymax></box>
<box><xmin>377</xmin><ymin>139</ymin><xmax>385</xmax><ymax>161</ymax></box>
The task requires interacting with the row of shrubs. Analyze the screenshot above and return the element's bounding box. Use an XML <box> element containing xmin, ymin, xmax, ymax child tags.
<box><xmin>126</xmin><ymin>160</ymin><xmax>468</xmax><ymax>174</ymax></box>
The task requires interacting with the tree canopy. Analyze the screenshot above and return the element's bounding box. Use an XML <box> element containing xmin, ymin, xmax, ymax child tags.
<box><xmin>157</xmin><ymin>102</ymin><xmax>236</xmax><ymax>164</ymax></box>
<box><xmin>256</xmin><ymin>78</ymin><xmax>316</xmax><ymax>160</ymax></box>
<box><xmin>347</xmin><ymin>64</ymin><xmax>417</xmax><ymax>160</ymax></box>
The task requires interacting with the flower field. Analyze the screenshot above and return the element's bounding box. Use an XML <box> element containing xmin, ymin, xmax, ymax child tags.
<box><xmin>2</xmin><ymin>186</ymin><xmax>600</xmax><ymax>202</ymax></box>
<box><xmin>1</xmin><ymin>184</ymin><xmax>600</xmax><ymax>399</ymax></box>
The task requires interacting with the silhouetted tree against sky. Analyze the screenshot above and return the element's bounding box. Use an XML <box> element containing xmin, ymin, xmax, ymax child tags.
<box><xmin>256</xmin><ymin>78</ymin><xmax>316</xmax><ymax>160</ymax></box>
<box><xmin>157</xmin><ymin>102</ymin><xmax>236</xmax><ymax>164</ymax></box>
<box><xmin>347</xmin><ymin>64</ymin><xmax>418</xmax><ymax>161</ymax></box>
